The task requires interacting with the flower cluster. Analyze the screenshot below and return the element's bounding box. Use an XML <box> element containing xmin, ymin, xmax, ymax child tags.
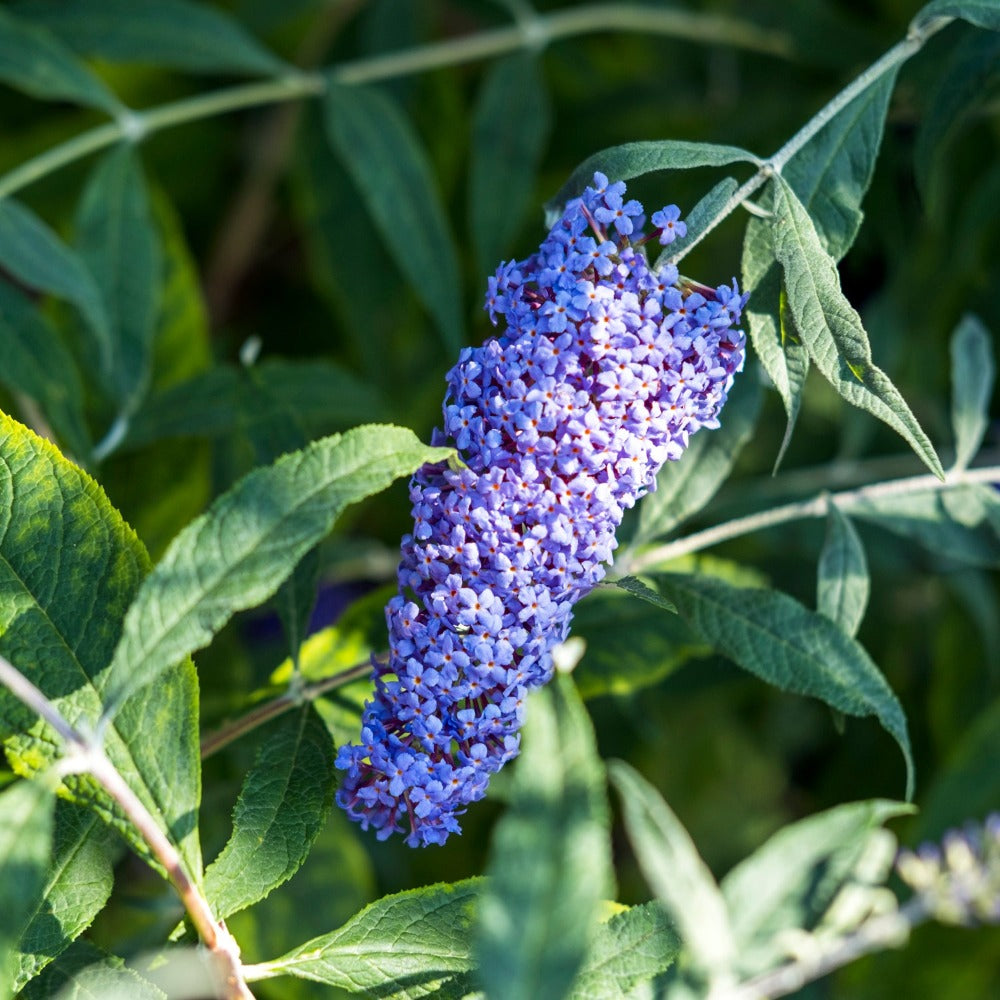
<box><xmin>336</xmin><ymin>174</ymin><xmax>748</xmax><ymax>846</ymax></box>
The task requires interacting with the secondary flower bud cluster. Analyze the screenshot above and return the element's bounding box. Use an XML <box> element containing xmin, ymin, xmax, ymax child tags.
<box><xmin>336</xmin><ymin>173</ymin><xmax>747</xmax><ymax>846</ymax></box>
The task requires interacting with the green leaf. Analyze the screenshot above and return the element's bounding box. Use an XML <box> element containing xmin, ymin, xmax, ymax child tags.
<box><xmin>783</xmin><ymin>70</ymin><xmax>899</xmax><ymax>260</ymax></box>
<box><xmin>741</xmin><ymin>194</ymin><xmax>808</xmax><ymax>471</ymax></box>
<box><xmin>609</xmin><ymin>576</ymin><xmax>677</xmax><ymax>613</ymax></box>
<box><xmin>19</xmin><ymin>940</ymin><xmax>165</xmax><ymax>1000</ymax></box>
<box><xmin>477</xmin><ymin>675</ymin><xmax>613</xmax><ymax>1000</ymax></box>
<box><xmin>254</xmin><ymin>879</ymin><xmax>480</xmax><ymax>994</ymax></box>
<box><xmin>568</xmin><ymin>903</ymin><xmax>680</xmax><ymax>1000</ymax></box>
<box><xmin>634</xmin><ymin>373</ymin><xmax>761</xmax><ymax>544</ymax></box>
<box><xmin>912</xmin><ymin>0</ymin><xmax>1000</xmax><ymax>32</ymax></box>
<box><xmin>817</xmin><ymin>502</ymin><xmax>869</xmax><ymax>637</ymax></box>
<box><xmin>949</xmin><ymin>313</ymin><xmax>994</xmax><ymax>471</ymax></box>
<box><xmin>656</xmin><ymin>572</ymin><xmax>914</xmax><ymax>797</ymax></box>
<box><xmin>721</xmin><ymin>799</ymin><xmax>912</xmax><ymax>978</ymax></box>
<box><xmin>0</xmin><ymin>198</ymin><xmax>111</xmax><ymax>368</ymax></box>
<box><xmin>609</xmin><ymin>760</ymin><xmax>735</xmax><ymax>980</ymax></box>
<box><xmin>546</xmin><ymin>141</ymin><xmax>760</xmax><ymax>222</ymax></box>
<box><xmin>12</xmin><ymin>0</ymin><xmax>288</xmax><ymax>76</ymax></box>
<box><xmin>11</xmin><ymin>804</ymin><xmax>116</xmax><ymax>994</ymax></box>
<box><xmin>0</xmin><ymin>412</ymin><xmax>203</xmax><ymax>878</ymax></box>
<box><xmin>0</xmin><ymin>779</ymin><xmax>55</xmax><ymax>1000</ymax></box>
<box><xmin>851</xmin><ymin>484</ymin><xmax>1000</xmax><ymax>568</ymax></box>
<box><xmin>75</xmin><ymin>144</ymin><xmax>162</xmax><ymax>417</ymax></box>
<box><xmin>104</xmin><ymin>425</ymin><xmax>451</xmax><ymax>713</ymax></box>
<box><xmin>469</xmin><ymin>52</ymin><xmax>551</xmax><ymax>276</ymax></box>
<box><xmin>0</xmin><ymin>8</ymin><xmax>121</xmax><ymax>114</ymax></box>
<box><xmin>654</xmin><ymin>176</ymin><xmax>739</xmax><ymax>267</ymax></box>
<box><xmin>0</xmin><ymin>282</ymin><xmax>90</xmax><ymax>461</ymax></box>
<box><xmin>204</xmin><ymin>707</ymin><xmax>336</xmax><ymax>921</ymax></box>
<box><xmin>323</xmin><ymin>82</ymin><xmax>463</xmax><ymax>353</ymax></box>
<box><xmin>770</xmin><ymin>176</ymin><xmax>943</xmax><ymax>480</ymax></box>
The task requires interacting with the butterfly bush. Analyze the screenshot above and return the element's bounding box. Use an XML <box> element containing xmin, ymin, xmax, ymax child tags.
<box><xmin>336</xmin><ymin>174</ymin><xmax>748</xmax><ymax>846</ymax></box>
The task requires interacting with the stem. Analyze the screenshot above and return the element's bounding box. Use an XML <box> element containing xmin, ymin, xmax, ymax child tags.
<box><xmin>623</xmin><ymin>464</ymin><xmax>1000</xmax><ymax>575</ymax></box>
<box><xmin>0</xmin><ymin>653</ymin><xmax>253</xmax><ymax>999</ymax></box>
<box><xmin>201</xmin><ymin>658</ymin><xmax>374</xmax><ymax>759</ymax></box>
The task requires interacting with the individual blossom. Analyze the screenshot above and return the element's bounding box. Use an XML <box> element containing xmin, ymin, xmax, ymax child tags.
<box><xmin>335</xmin><ymin>172</ymin><xmax>748</xmax><ymax>846</ymax></box>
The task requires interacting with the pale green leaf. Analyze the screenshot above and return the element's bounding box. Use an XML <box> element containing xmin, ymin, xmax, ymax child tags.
<box><xmin>11</xmin><ymin>804</ymin><xmax>116</xmax><ymax>994</ymax></box>
<box><xmin>546</xmin><ymin>141</ymin><xmax>759</xmax><ymax>222</ymax></box>
<box><xmin>204</xmin><ymin>707</ymin><xmax>336</xmax><ymax>921</ymax></box>
<box><xmin>949</xmin><ymin>313</ymin><xmax>994</xmax><ymax>471</ymax></box>
<box><xmin>20</xmin><ymin>940</ymin><xmax>165</xmax><ymax>1000</ymax></box>
<box><xmin>254</xmin><ymin>879</ymin><xmax>480</xmax><ymax>993</ymax></box>
<box><xmin>912</xmin><ymin>0</ymin><xmax>1000</xmax><ymax>32</ymax></box>
<box><xmin>0</xmin><ymin>198</ymin><xmax>111</xmax><ymax>366</ymax></box>
<box><xmin>104</xmin><ymin>425</ymin><xmax>451</xmax><ymax>713</ymax></box>
<box><xmin>817</xmin><ymin>503</ymin><xmax>869</xmax><ymax>637</ymax></box>
<box><xmin>656</xmin><ymin>572</ymin><xmax>914</xmax><ymax>797</ymax></box>
<box><xmin>783</xmin><ymin>70</ymin><xmax>899</xmax><ymax>260</ymax></box>
<box><xmin>721</xmin><ymin>799</ymin><xmax>912</xmax><ymax>978</ymax></box>
<box><xmin>0</xmin><ymin>412</ymin><xmax>203</xmax><ymax>877</ymax></box>
<box><xmin>609</xmin><ymin>760</ymin><xmax>736</xmax><ymax>978</ymax></box>
<box><xmin>75</xmin><ymin>145</ymin><xmax>162</xmax><ymax>417</ymax></box>
<box><xmin>770</xmin><ymin>176</ymin><xmax>943</xmax><ymax>479</ymax></box>
<box><xmin>477</xmin><ymin>675</ymin><xmax>613</xmax><ymax>1000</ymax></box>
<box><xmin>634</xmin><ymin>373</ymin><xmax>761</xmax><ymax>544</ymax></box>
<box><xmin>470</xmin><ymin>52</ymin><xmax>551</xmax><ymax>276</ymax></box>
<box><xmin>13</xmin><ymin>0</ymin><xmax>288</xmax><ymax>75</ymax></box>
<box><xmin>0</xmin><ymin>8</ymin><xmax>121</xmax><ymax>114</ymax></box>
<box><xmin>654</xmin><ymin>176</ymin><xmax>739</xmax><ymax>267</ymax></box>
<box><xmin>0</xmin><ymin>779</ymin><xmax>55</xmax><ymax>1000</ymax></box>
<box><xmin>323</xmin><ymin>82</ymin><xmax>463</xmax><ymax>353</ymax></box>
<box><xmin>609</xmin><ymin>576</ymin><xmax>677</xmax><ymax>613</ymax></box>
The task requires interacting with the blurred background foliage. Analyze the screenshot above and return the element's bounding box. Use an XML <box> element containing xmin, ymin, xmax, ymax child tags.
<box><xmin>0</xmin><ymin>1</ymin><xmax>997</xmax><ymax>997</ymax></box>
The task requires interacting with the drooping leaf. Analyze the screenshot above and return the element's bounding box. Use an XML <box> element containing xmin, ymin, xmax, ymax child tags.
<box><xmin>545</xmin><ymin>141</ymin><xmax>760</xmax><ymax>222</ymax></box>
<box><xmin>949</xmin><ymin>313</ymin><xmax>994</xmax><ymax>472</ymax></box>
<box><xmin>610</xmin><ymin>760</ymin><xmax>736</xmax><ymax>981</ymax></box>
<box><xmin>252</xmin><ymin>879</ymin><xmax>480</xmax><ymax>994</ymax></box>
<box><xmin>75</xmin><ymin>144</ymin><xmax>162</xmax><ymax>418</ymax></box>
<box><xmin>469</xmin><ymin>52</ymin><xmax>551</xmax><ymax>277</ymax></box>
<box><xmin>783</xmin><ymin>69</ymin><xmax>899</xmax><ymax>260</ymax></box>
<box><xmin>770</xmin><ymin>176</ymin><xmax>943</xmax><ymax>480</ymax></box>
<box><xmin>609</xmin><ymin>576</ymin><xmax>677</xmax><ymax>613</ymax></box>
<box><xmin>323</xmin><ymin>82</ymin><xmax>463</xmax><ymax>353</ymax></box>
<box><xmin>817</xmin><ymin>502</ymin><xmax>869</xmax><ymax>637</ymax></box>
<box><xmin>634</xmin><ymin>372</ymin><xmax>761</xmax><ymax>544</ymax></box>
<box><xmin>655</xmin><ymin>176</ymin><xmax>739</xmax><ymax>266</ymax></box>
<box><xmin>204</xmin><ymin>706</ymin><xmax>336</xmax><ymax>921</ymax></box>
<box><xmin>0</xmin><ymin>8</ymin><xmax>121</xmax><ymax>114</ymax></box>
<box><xmin>721</xmin><ymin>799</ymin><xmax>912</xmax><ymax>978</ymax></box>
<box><xmin>0</xmin><ymin>779</ymin><xmax>55</xmax><ymax>1000</ymax></box>
<box><xmin>12</xmin><ymin>0</ymin><xmax>288</xmax><ymax>75</ymax></box>
<box><xmin>911</xmin><ymin>0</ymin><xmax>1000</xmax><ymax>32</ymax></box>
<box><xmin>0</xmin><ymin>282</ymin><xmax>90</xmax><ymax>460</ymax></box>
<box><xmin>0</xmin><ymin>412</ymin><xmax>203</xmax><ymax>878</ymax></box>
<box><xmin>655</xmin><ymin>572</ymin><xmax>914</xmax><ymax>797</ymax></box>
<box><xmin>19</xmin><ymin>940</ymin><xmax>166</xmax><ymax>1000</ymax></box>
<box><xmin>10</xmin><ymin>804</ymin><xmax>116</xmax><ymax>994</ymax></box>
<box><xmin>477</xmin><ymin>675</ymin><xmax>613</xmax><ymax>1000</ymax></box>
<box><xmin>103</xmin><ymin>425</ymin><xmax>451</xmax><ymax>714</ymax></box>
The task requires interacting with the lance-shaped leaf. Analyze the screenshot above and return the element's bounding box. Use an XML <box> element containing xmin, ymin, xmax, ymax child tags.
<box><xmin>19</xmin><ymin>940</ymin><xmax>166</xmax><ymax>1000</ymax></box>
<box><xmin>546</xmin><ymin>141</ymin><xmax>760</xmax><ymax>221</ymax></box>
<box><xmin>477</xmin><ymin>675</ymin><xmax>613</xmax><ymax>1000</ymax></box>
<box><xmin>721</xmin><ymin>799</ymin><xmax>912</xmax><ymax>978</ymax></box>
<box><xmin>0</xmin><ymin>8</ymin><xmax>121</xmax><ymax>114</ymax></box>
<box><xmin>204</xmin><ymin>707</ymin><xmax>336</xmax><ymax>921</ymax></box>
<box><xmin>817</xmin><ymin>502</ymin><xmax>869</xmax><ymax>637</ymax></box>
<box><xmin>610</xmin><ymin>760</ymin><xmax>736</xmax><ymax>981</ymax></box>
<box><xmin>10</xmin><ymin>804</ymin><xmax>116</xmax><ymax>994</ymax></box>
<box><xmin>656</xmin><ymin>572</ymin><xmax>914</xmax><ymax>797</ymax></box>
<box><xmin>949</xmin><ymin>313</ymin><xmax>994</xmax><ymax>472</ymax></box>
<box><xmin>0</xmin><ymin>413</ymin><xmax>203</xmax><ymax>877</ymax></box>
<box><xmin>770</xmin><ymin>176</ymin><xmax>943</xmax><ymax>480</ymax></box>
<box><xmin>655</xmin><ymin>176</ymin><xmax>739</xmax><ymax>266</ymax></box>
<box><xmin>469</xmin><ymin>52</ymin><xmax>551</xmax><ymax>277</ymax></box>
<box><xmin>0</xmin><ymin>779</ymin><xmax>55</xmax><ymax>1000</ymax></box>
<box><xmin>13</xmin><ymin>0</ymin><xmax>288</xmax><ymax>75</ymax></box>
<box><xmin>252</xmin><ymin>879</ymin><xmax>480</xmax><ymax>994</ymax></box>
<box><xmin>323</xmin><ymin>82</ymin><xmax>463</xmax><ymax>353</ymax></box>
<box><xmin>634</xmin><ymin>373</ymin><xmax>761</xmax><ymax>544</ymax></box>
<box><xmin>0</xmin><ymin>199</ymin><xmax>111</xmax><ymax>367</ymax></box>
<box><xmin>103</xmin><ymin>425</ymin><xmax>451</xmax><ymax>714</ymax></box>
<box><xmin>75</xmin><ymin>145</ymin><xmax>162</xmax><ymax>417</ymax></box>
<box><xmin>911</xmin><ymin>0</ymin><xmax>1000</xmax><ymax>32</ymax></box>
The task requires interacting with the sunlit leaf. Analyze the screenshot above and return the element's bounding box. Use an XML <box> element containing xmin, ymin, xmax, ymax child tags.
<box><xmin>911</xmin><ymin>0</ymin><xmax>1000</xmax><ymax>32</ymax></box>
<box><xmin>817</xmin><ymin>502</ymin><xmax>869</xmax><ymax>637</ymax></box>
